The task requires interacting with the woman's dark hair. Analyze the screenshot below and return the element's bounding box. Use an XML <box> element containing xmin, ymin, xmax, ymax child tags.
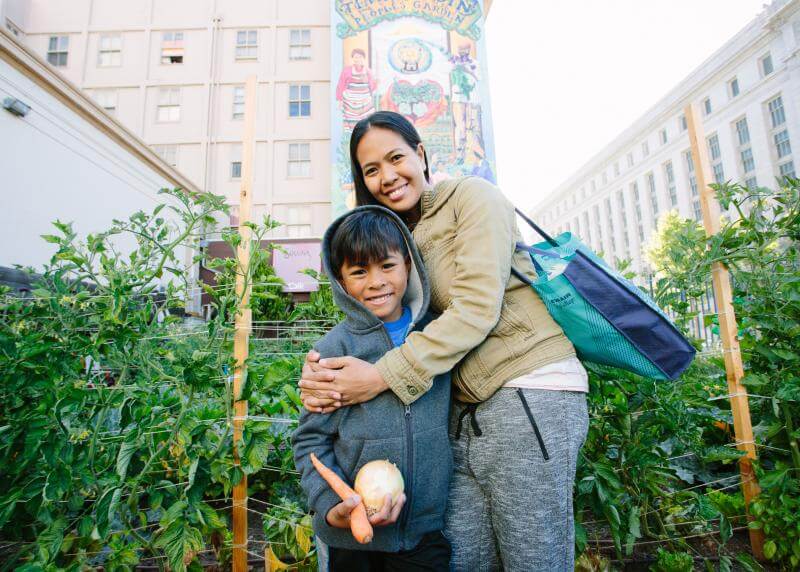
<box><xmin>330</xmin><ymin>210</ymin><xmax>409</xmax><ymax>278</ymax></box>
<box><xmin>349</xmin><ymin>111</ymin><xmax>430</xmax><ymax>207</ymax></box>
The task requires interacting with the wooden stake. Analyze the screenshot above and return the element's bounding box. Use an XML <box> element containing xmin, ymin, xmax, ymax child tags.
<box><xmin>233</xmin><ymin>74</ymin><xmax>257</xmax><ymax>572</ymax></box>
<box><xmin>684</xmin><ymin>102</ymin><xmax>764</xmax><ymax>560</ymax></box>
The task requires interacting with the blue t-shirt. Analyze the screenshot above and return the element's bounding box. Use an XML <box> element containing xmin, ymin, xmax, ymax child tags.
<box><xmin>383</xmin><ymin>306</ymin><xmax>412</xmax><ymax>347</ymax></box>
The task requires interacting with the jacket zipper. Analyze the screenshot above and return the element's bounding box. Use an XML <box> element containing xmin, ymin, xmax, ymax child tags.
<box><xmin>400</xmin><ymin>403</ymin><xmax>413</xmax><ymax>548</ymax></box>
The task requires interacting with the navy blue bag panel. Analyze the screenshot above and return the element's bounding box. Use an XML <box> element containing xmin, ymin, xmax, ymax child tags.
<box><xmin>564</xmin><ymin>251</ymin><xmax>696</xmax><ymax>380</ymax></box>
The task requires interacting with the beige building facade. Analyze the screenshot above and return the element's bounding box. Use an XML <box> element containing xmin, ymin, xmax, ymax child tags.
<box><xmin>3</xmin><ymin>0</ymin><xmax>333</xmax><ymax>239</ymax></box>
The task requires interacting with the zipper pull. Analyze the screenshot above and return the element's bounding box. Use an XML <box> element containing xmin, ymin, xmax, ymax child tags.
<box><xmin>405</xmin><ymin>405</ymin><xmax>411</xmax><ymax>417</ymax></box>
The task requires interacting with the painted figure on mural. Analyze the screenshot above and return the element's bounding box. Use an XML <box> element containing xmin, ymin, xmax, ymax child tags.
<box><xmin>336</xmin><ymin>48</ymin><xmax>378</xmax><ymax>130</ymax></box>
<box><xmin>449</xmin><ymin>41</ymin><xmax>481</xmax><ymax>164</ymax></box>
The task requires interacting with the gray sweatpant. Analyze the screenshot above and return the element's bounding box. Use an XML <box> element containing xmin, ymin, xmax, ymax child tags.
<box><xmin>443</xmin><ymin>388</ymin><xmax>588</xmax><ymax>572</ymax></box>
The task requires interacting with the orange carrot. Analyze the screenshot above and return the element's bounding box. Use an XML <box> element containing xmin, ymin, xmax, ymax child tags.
<box><xmin>310</xmin><ymin>453</ymin><xmax>373</xmax><ymax>544</ymax></box>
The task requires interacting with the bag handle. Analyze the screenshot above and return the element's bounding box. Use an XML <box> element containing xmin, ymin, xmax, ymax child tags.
<box><xmin>514</xmin><ymin>208</ymin><xmax>559</xmax><ymax>247</ymax></box>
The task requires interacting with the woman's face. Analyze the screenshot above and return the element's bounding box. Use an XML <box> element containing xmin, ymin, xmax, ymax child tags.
<box><xmin>356</xmin><ymin>127</ymin><xmax>428</xmax><ymax>215</ymax></box>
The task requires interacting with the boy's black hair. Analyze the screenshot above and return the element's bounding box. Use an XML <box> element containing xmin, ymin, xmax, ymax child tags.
<box><xmin>330</xmin><ymin>210</ymin><xmax>409</xmax><ymax>278</ymax></box>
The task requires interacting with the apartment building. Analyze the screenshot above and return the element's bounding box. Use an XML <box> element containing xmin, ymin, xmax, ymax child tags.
<box><xmin>2</xmin><ymin>0</ymin><xmax>332</xmax><ymax>239</ymax></box>
<box><xmin>532</xmin><ymin>0</ymin><xmax>800</xmax><ymax>277</ymax></box>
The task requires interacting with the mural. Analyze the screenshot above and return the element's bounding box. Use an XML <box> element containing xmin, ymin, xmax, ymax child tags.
<box><xmin>330</xmin><ymin>0</ymin><xmax>496</xmax><ymax>216</ymax></box>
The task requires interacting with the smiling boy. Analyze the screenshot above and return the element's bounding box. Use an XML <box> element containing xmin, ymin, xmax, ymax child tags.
<box><xmin>292</xmin><ymin>207</ymin><xmax>452</xmax><ymax>571</ymax></box>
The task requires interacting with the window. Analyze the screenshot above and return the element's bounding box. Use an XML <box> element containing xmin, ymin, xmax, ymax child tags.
<box><xmin>156</xmin><ymin>87</ymin><xmax>180</xmax><ymax>122</ymax></box>
<box><xmin>693</xmin><ymin>200</ymin><xmax>702</xmax><ymax>222</ymax></box>
<box><xmin>647</xmin><ymin>172</ymin><xmax>658</xmax><ymax>219</ymax></box>
<box><xmin>161</xmin><ymin>31</ymin><xmax>184</xmax><ymax>64</ymax></box>
<box><xmin>591</xmin><ymin>179</ymin><xmax>597</xmax><ymax>192</ymax></box>
<box><xmin>605</xmin><ymin>197</ymin><xmax>617</xmax><ymax>255</ymax></box>
<box><xmin>627</xmin><ymin>152</ymin><xmax>634</xmax><ymax>168</ymax></box>
<box><xmin>632</xmin><ymin>182</ymin><xmax>644</xmax><ymax>241</ymax></box>
<box><xmin>154</xmin><ymin>144</ymin><xmax>178</xmax><ymax>167</ymax></box>
<box><xmin>289</xmin><ymin>29</ymin><xmax>311</xmax><ymax>60</ymax></box>
<box><xmin>735</xmin><ymin>117</ymin><xmax>751</xmax><ymax>145</ymax></box>
<box><xmin>593</xmin><ymin>205</ymin><xmax>603</xmax><ymax>252</ymax></box>
<box><xmin>230</xmin><ymin>161</ymin><xmax>242</xmax><ymax>179</ymax></box>
<box><xmin>613</xmin><ymin>162</ymin><xmax>620</xmax><ymax>177</ymax></box>
<box><xmin>729</xmin><ymin>77</ymin><xmax>740</xmax><ymax>98</ymax></box>
<box><xmin>98</xmin><ymin>34</ymin><xmax>122</xmax><ymax>67</ymax></box>
<box><xmin>735</xmin><ymin>117</ymin><xmax>755</xmax><ymax>177</ymax></box>
<box><xmin>775</xmin><ymin>129</ymin><xmax>792</xmax><ymax>158</ymax></box>
<box><xmin>93</xmin><ymin>89</ymin><xmax>117</xmax><ymax>114</ymax></box>
<box><xmin>286</xmin><ymin>206</ymin><xmax>312</xmax><ymax>237</ymax></box>
<box><xmin>289</xmin><ymin>84</ymin><xmax>311</xmax><ymax>117</ymax></box>
<box><xmin>779</xmin><ymin>161</ymin><xmax>795</xmax><ymax>179</ymax></box>
<box><xmin>602</xmin><ymin>171</ymin><xmax>608</xmax><ymax>185</ymax></box>
<box><xmin>760</xmin><ymin>52</ymin><xmax>774</xmax><ymax>76</ymax></box>
<box><xmin>768</xmin><ymin>96</ymin><xmax>786</xmax><ymax>128</ymax></box>
<box><xmin>707</xmin><ymin>133</ymin><xmax>725</xmax><ymax>183</ymax></box>
<box><xmin>708</xmin><ymin>133</ymin><xmax>721</xmax><ymax>161</ymax></box>
<box><xmin>679</xmin><ymin>114</ymin><xmax>687</xmax><ymax>131</ymax></box>
<box><xmin>685</xmin><ymin>150</ymin><xmax>698</xmax><ymax>197</ymax></box>
<box><xmin>617</xmin><ymin>190</ymin><xmax>630</xmax><ymax>257</ymax></box>
<box><xmin>288</xmin><ymin>143</ymin><xmax>312</xmax><ymax>178</ymax></box>
<box><xmin>47</xmin><ymin>35</ymin><xmax>69</xmax><ymax>67</ymax></box>
<box><xmin>745</xmin><ymin>176</ymin><xmax>758</xmax><ymax>190</ymax></box>
<box><xmin>660</xmin><ymin>129</ymin><xmax>668</xmax><ymax>145</ymax></box>
<box><xmin>232</xmin><ymin>86</ymin><xmax>245</xmax><ymax>119</ymax></box>
<box><xmin>236</xmin><ymin>30</ymin><xmax>258</xmax><ymax>60</ymax></box>
<box><xmin>703</xmin><ymin>97</ymin><xmax>712</xmax><ymax>116</ymax></box>
<box><xmin>664</xmin><ymin>161</ymin><xmax>677</xmax><ymax>208</ymax></box>
<box><xmin>582</xmin><ymin>211</ymin><xmax>591</xmax><ymax>244</ymax></box>
<box><xmin>642</xmin><ymin>140</ymin><xmax>650</xmax><ymax>157</ymax></box>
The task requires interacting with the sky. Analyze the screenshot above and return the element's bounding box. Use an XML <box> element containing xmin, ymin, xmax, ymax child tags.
<box><xmin>484</xmin><ymin>0</ymin><xmax>770</xmax><ymax>210</ymax></box>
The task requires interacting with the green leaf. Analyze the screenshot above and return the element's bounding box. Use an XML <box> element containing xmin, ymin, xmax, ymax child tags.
<box><xmin>735</xmin><ymin>553</ymin><xmax>764</xmax><ymax>572</ymax></box>
<box><xmin>763</xmin><ymin>540</ymin><xmax>777</xmax><ymax>560</ymax></box>
<box><xmin>96</xmin><ymin>486</ymin><xmax>121</xmax><ymax>538</ymax></box>
<box><xmin>36</xmin><ymin>516</ymin><xmax>67</xmax><ymax>563</ymax></box>
<box><xmin>153</xmin><ymin>517</ymin><xmax>204</xmax><ymax>572</ymax></box>
<box><xmin>719</xmin><ymin>514</ymin><xmax>732</xmax><ymax>544</ymax></box>
<box><xmin>116</xmin><ymin>436</ymin><xmax>138</xmax><ymax>481</ymax></box>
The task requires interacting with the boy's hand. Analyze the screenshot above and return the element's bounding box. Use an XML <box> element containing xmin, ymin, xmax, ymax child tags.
<box><xmin>326</xmin><ymin>493</ymin><xmax>406</xmax><ymax>529</ymax></box>
<box><xmin>326</xmin><ymin>494</ymin><xmax>363</xmax><ymax>529</ymax></box>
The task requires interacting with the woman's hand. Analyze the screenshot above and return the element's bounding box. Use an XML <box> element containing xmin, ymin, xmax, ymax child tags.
<box><xmin>299</xmin><ymin>351</ymin><xmax>390</xmax><ymax>412</ymax></box>
<box><xmin>326</xmin><ymin>493</ymin><xmax>406</xmax><ymax>529</ymax></box>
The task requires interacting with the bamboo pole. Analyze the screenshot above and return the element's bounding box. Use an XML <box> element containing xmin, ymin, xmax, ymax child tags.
<box><xmin>684</xmin><ymin>102</ymin><xmax>764</xmax><ymax>560</ymax></box>
<box><xmin>233</xmin><ymin>74</ymin><xmax>257</xmax><ymax>572</ymax></box>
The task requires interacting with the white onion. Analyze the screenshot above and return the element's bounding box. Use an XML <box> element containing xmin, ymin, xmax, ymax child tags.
<box><xmin>354</xmin><ymin>460</ymin><xmax>405</xmax><ymax>516</ymax></box>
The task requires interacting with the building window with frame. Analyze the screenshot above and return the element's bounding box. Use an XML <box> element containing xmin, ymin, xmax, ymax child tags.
<box><xmin>288</xmin><ymin>143</ymin><xmax>312</xmax><ymax>178</ymax></box>
<box><xmin>289</xmin><ymin>84</ymin><xmax>311</xmax><ymax>117</ymax></box>
<box><xmin>703</xmin><ymin>97</ymin><xmax>712</xmax><ymax>116</ymax></box>
<box><xmin>632</xmin><ymin>182</ymin><xmax>644</xmax><ymax>242</ymax></box>
<box><xmin>774</xmin><ymin>129</ymin><xmax>792</xmax><ymax>159</ymax></box>
<box><xmin>684</xmin><ymin>149</ymin><xmax>698</xmax><ymax>197</ymax></box>
<box><xmin>93</xmin><ymin>89</ymin><xmax>118</xmax><ymax>114</ymax></box>
<box><xmin>679</xmin><ymin>114</ymin><xmax>687</xmax><ymax>131</ymax></box>
<box><xmin>647</xmin><ymin>171</ymin><xmax>658</xmax><ymax>220</ymax></box>
<box><xmin>745</xmin><ymin>176</ymin><xmax>758</xmax><ymax>190</ymax></box>
<box><xmin>779</xmin><ymin>161</ymin><xmax>795</xmax><ymax>179</ymax></box>
<box><xmin>707</xmin><ymin>133</ymin><xmax>725</xmax><ymax>184</ymax></box>
<box><xmin>728</xmin><ymin>77</ymin><xmax>740</xmax><ymax>98</ymax></box>
<box><xmin>582</xmin><ymin>211</ymin><xmax>592</xmax><ymax>244</ymax></box>
<box><xmin>235</xmin><ymin>30</ymin><xmax>258</xmax><ymax>60</ymax></box>
<box><xmin>153</xmin><ymin>144</ymin><xmax>178</xmax><ymax>167</ymax></box>
<box><xmin>593</xmin><ymin>204</ymin><xmax>603</xmax><ymax>253</ymax></box>
<box><xmin>604</xmin><ymin>197</ymin><xmax>617</xmax><ymax>258</ymax></box>
<box><xmin>768</xmin><ymin>95</ymin><xmax>786</xmax><ymax>128</ymax></box>
<box><xmin>232</xmin><ymin>86</ymin><xmax>245</xmax><ymax>119</ymax></box>
<box><xmin>230</xmin><ymin>161</ymin><xmax>242</xmax><ymax>179</ymax></box>
<box><xmin>602</xmin><ymin>171</ymin><xmax>608</xmax><ymax>185</ymax></box>
<box><xmin>156</xmin><ymin>87</ymin><xmax>181</xmax><ymax>122</ymax></box>
<box><xmin>47</xmin><ymin>35</ymin><xmax>69</xmax><ymax>67</ymax></box>
<box><xmin>664</xmin><ymin>160</ymin><xmax>677</xmax><ymax>208</ymax></box>
<box><xmin>289</xmin><ymin>29</ymin><xmax>311</xmax><ymax>60</ymax></box>
<box><xmin>286</xmin><ymin>206</ymin><xmax>312</xmax><ymax>237</ymax></box>
<box><xmin>161</xmin><ymin>31</ymin><xmax>184</xmax><ymax>64</ymax></box>
<box><xmin>734</xmin><ymin>117</ymin><xmax>756</xmax><ymax>178</ymax></box>
<box><xmin>617</xmin><ymin>190</ymin><xmax>630</xmax><ymax>258</ymax></box>
<box><xmin>659</xmin><ymin>128</ymin><xmax>668</xmax><ymax>145</ymax></box>
<box><xmin>613</xmin><ymin>162</ymin><xmax>620</xmax><ymax>177</ymax></box>
<box><xmin>760</xmin><ymin>52</ymin><xmax>774</xmax><ymax>77</ymax></box>
<box><xmin>693</xmin><ymin>200</ymin><xmax>702</xmax><ymax>222</ymax></box>
<box><xmin>642</xmin><ymin>140</ymin><xmax>650</xmax><ymax>157</ymax></box>
<box><xmin>627</xmin><ymin>152</ymin><xmax>634</xmax><ymax>168</ymax></box>
<box><xmin>98</xmin><ymin>34</ymin><xmax>122</xmax><ymax>67</ymax></box>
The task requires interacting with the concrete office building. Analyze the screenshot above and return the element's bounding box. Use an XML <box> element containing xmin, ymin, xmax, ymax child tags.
<box><xmin>532</xmin><ymin>0</ymin><xmax>800</xmax><ymax>277</ymax></box>
<box><xmin>2</xmin><ymin>0</ymin><xmax>332</xmax><ymax>240</ymax></box>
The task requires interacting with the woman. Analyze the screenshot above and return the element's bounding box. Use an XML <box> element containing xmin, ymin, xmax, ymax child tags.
<box><xmin>336</xmin><ymin>48</ymin><xmax>378</xmax><ymax>130</ymax></box>
<box><xmin>300</xmin><ymin>111</ymin><xmax>588</xmax><ymax>571</ymax></box>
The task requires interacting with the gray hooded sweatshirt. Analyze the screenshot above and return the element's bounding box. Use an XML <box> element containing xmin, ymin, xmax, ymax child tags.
<box><xmin>292</xmin><ymin>205</ymin><xmax>452</xmax><ymax>553</ymax></box>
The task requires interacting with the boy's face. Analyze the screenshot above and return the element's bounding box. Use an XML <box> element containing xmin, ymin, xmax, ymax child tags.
<box><xmin>339</xmin><ymin>250</ymin><xmax>410</xmax><ymax>322</ymax></box>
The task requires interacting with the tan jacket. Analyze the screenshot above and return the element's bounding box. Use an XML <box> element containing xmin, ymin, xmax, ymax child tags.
<box><xmin>375</xmin><ymin>176</ymin><xmax>576</xmax><ymax>404</ymax></box>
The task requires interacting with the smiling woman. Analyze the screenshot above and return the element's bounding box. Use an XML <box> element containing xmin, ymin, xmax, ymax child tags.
<box><xmin>299</xmin><ymin>110</ymin><xmax>586</xmax><ymax>571</ymax></box>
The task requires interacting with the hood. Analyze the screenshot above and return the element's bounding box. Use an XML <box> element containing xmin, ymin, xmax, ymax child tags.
<box><xmin>320</xmin><ymin>205</ymin><xmax>430</xmax><ymax>332</ymax></box>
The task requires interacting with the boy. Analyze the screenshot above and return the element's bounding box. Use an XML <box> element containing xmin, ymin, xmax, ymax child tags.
<box><xmin>292</xmin><ymin>207</ymin><xmax>452</xmax><ymax>571</ymax></box>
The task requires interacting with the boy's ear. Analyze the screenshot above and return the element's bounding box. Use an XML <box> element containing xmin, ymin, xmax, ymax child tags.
<box><xmin>404</xmin><ymin>255</ymin><xmax>411</xmax><ymax>273</ymax></box>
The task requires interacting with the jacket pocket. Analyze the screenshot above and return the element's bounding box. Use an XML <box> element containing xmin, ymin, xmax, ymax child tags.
<box><xmin>409</xmin><ymin>425</ymin><xmax>453</xmax><ymax>523</ymax></box>
<box><xmin>348</xmin><ymin>436</ymin><xmax>404</xmax><ymax>484</ymax></box>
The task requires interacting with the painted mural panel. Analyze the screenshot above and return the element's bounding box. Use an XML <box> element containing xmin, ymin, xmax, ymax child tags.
<box><xmin>330</xmin><ymin>0</ymin><xmax>496</xmax><ymax>216</ymax></box>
